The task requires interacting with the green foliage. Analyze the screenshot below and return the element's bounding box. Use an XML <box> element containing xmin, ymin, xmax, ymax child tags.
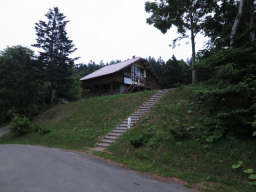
<box><xmin>202</xmin><ymin>0</ymin><xmax>237</xmax><ymax>48</ymax></box>
<box><xmin>130</xmin><ymin>134</ymin><xmax>151</xmax><ymax>148</ymax></box>
<box><xmin>145</xmin><ymin>0</ymin><xmax>214</xmax><ymax>35</ymax></box>
<box><xmin>147</xmin><ymin>56</ymin><xmax>190</xmax><ymax>88</ymax></box>
<box><xmin>33</xmin><ymin>7</ymin><xmax>79</xmax><ymax>102</ymax></box>
<box><xmin>129</xmin><ymin>125</ymin><xmax>167</xmax><ymax>149</ymax></box>
<box><xmin>248</xmin><ymin>181</ymin><xmax>256</xmax><ymax>186</ymax></box>
<box><xmin>63</xmin><ymin>70</ymin><xmax>82</xmax><ymax>101</ymax></box>
<box><xmin>232</xmin><ymin>161</ymin><xmax>243</xmax><ymax>169</ymax></box>
<box><xmin>248</xmin><ymin>174</ymin><xmax>256</xmax><ymax>180</ymax></box>
<box><xmin>145</xmin><ymin>0</ymin><xmax>217</xmax><ymax>83</ymax></box>
<box><xmin>100</xmin><ymin>87</ymin><xmax>256</xmax><ymax>192</ymax></box>
<box><xmin>244</xmin><ymin>169</ymin><xmax>254</xmax><ymax>174</ymax></box>
<box><xmin>0</xmin><ymin>46</ymin><xmax>48</xmax><ymax>123</ymax></box>
<box><xmin>196</xmin><ymin>47</ymin><xmax>256</xmax><ymax>137</ymax></box>
<box><xmin>10</xmin><ymin>114</ymin><xmax>34</xmax><ymax>136</ymax></box>
<box><xmin>0</xmin><ymin>91</ymin><xmax>154</xmax><ymax>149</ymax></box>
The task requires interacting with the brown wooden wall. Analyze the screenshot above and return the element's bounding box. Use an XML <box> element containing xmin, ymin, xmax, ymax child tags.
<box><xmin>81</xmin><ymin>61</ymin><xmax>160</xmax><ymax>95</ymax></box>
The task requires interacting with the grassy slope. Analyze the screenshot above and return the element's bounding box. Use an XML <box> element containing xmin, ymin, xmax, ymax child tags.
<box><xmin>95</xmin><ymin>86</ymin><xmax>256</xmax><ymax>192</ymax></box>
<box><xmin>0</xmin><ymin>91</ymin><xmax>154</xmax><ymax>149</ymax></box>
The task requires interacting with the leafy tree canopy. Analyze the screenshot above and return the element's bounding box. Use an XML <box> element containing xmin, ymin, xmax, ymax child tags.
<box><xmin>145</xmin><ymin>0</ymin><xmax>216</xmax><ymax>84</ymax></box>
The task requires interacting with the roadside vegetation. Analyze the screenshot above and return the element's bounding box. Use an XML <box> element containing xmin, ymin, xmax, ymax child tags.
<box><xmin>0</xmin><ymin>91</ymin><xmax>154</xmax><ymax>149</ymax></box>
<box><xmin>95</xmin><ymin>86</ymin><xmax>256</xmax><ymax>192</ymax></box>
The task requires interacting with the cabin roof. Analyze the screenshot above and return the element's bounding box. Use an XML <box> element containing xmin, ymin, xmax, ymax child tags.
<box><xmin>80</xmin><ymin>57</ymin><xmax>144</xmax><ymax>81</ymax></box>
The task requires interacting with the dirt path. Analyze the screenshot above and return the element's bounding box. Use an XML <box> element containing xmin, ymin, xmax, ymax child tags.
<box><xmin>0</xmin><ymin>125</ymin><xmax>10</xmax><ymax>137</ymax></box>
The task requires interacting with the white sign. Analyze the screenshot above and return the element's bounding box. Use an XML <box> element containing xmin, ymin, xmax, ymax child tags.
<box><xmin>128</xmin><ymin>117</ymin><xmax>131</xmax><ymax>129</ymax></box>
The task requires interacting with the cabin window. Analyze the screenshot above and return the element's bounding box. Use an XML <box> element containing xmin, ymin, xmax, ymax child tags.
<box><xmin>131</xmin><ymin>65</ymin><xmax>143</xmax><ymax>79</ymax></box>
<box><xmin>123</xmin><ymin>64</ymin><xmax>145</xmax><ymax>86</ymax></box>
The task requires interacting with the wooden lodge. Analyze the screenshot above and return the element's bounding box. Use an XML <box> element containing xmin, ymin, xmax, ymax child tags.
<box><xmin>80</xmin><ymin>57</ymin><xmax>159</xmax><ymax>95</ymax></box>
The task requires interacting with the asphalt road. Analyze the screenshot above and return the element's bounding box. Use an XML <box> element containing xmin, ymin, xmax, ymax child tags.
<box><xmin>0</xmin><ymin>145</ymin><xmax>196</xmax><ymax>192</ymax></box>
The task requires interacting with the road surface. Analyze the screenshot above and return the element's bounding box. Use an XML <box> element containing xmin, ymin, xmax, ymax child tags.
<box><xmin>0</xmin><ymin>144</ymin><xmax>196</xmax><ymax>192</ymax></box>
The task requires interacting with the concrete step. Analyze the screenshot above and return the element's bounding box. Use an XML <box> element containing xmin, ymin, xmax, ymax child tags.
<box><xmin>152</xmin><ymin>94</ymin><xmax>164</xmax><ymax>97</ymax></box>
<box><xmin>144</xmin><ymin>101</ymin><xmax>158</xmax><ymax>103</ymax></box>
<box><xmin>140</xmin><ymin>104</ymin><xmax>153</xmax><ymax>107</ymax></box>
<box><xmin>136</xmin><ymin>110</ymin><xmax>150</xmax><ymax>113</ymax></box>
<box><xmin>134</xmin><ymin>111</ymin><xmax>146</xmax><ymax>117</ymax></box>
<box><xmin>92</xmin><ymin>89</ymin><xmax>170</xmax><ymax>151</ymax></box>
<box><xmin>122</xmin><ymin>120</ymin><xmax>137</xmax><ymax>124</ymax></box>
<box><xmin>141</xmin><ymin>105</ymin><xmax>155</xmax><ymax>108</ymax></box>
<box><xmin>149</xmin><ymin>97</ymin><xmax>161</xmax><ymax>100</ymax></box>
<box><xmin>130</xmin><ymin>113</ymin><xmax>144</xmax><ymax>117</ymax></box>
<box><xmin>116</xmin><ymin>127</ymin><xmax>128</xmax><ymax>130</ymax></box>
<box><xmin>118</xmin><ymin>124</ymin><xmax>128</xmax><ymax>128</ymax></box>
<box><xmin>104</xmin><ymin>135</ymin><xmax>119</xmax><ymax>140</ymax></box>
<box><xmin>137</xmin><ymin>108</ymin><xmax>151</xmax><ymax>110</ymax></box>
<box><xmin>143</xmin><ymin>102</ymin><xmax>156</xmax><ymax>104</ymax></box>
<box><xmin>112</xmin><ymin>129</ymin><xmax>127</xmax><ymax>133</ymax></box>
<box><xmin>101</xmin><ymin>139</ymin><xmax>115</xmax><ymax>144</ymax></box>
<box><xmin>119</xmin><ymin>123</ymin><xmax>132</xmax><ymax>127</ymax></box>
<box><xmin>148</xmin><ymin>97</ymin><xmax>161</xmax><ymax>100</ymax></box>
<box><xmin>147</xmin><ymin>100</ymin><xmax>159</xmax><ymax>103</ymax></box>
<box><xmin>108</xmin><ymin>132</ymin><xmax>123</xmax><ymax>137</ymax></box>
<box><xmin>92</xmin><ymin>146</ymin><xmax>105</xmax><ymax>151</ymax></box>
<box><xmin>120</xmin><ymin>122</ymin><xmax>135</xmax><ymax>125</ymax></box>
<box><xmin>123</xmin><ymin>119</ymin><xmax>137</xmax><ymax>122</ymax></box>
<box><xmin>126</xmin><ymin>115</ymin><xmax>142</xmax><ymax>118</ymax></box>
<box><xmin>139</xmin><ymin>106</ymin><xmax>152</xmax><ymax>109</ymax></box>
<box><xmin>129</xmin><ymin>117</ymin><xmax>141</xmax><ymax>120</ymax></box>
<box><xmin>97</xmin><ymin>143</ymin><xmax>111</xmax><ymax>147</ymax></box>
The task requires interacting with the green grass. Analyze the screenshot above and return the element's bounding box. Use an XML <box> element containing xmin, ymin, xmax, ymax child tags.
<box><xmin>0</xmin><ymin>91</ymin><xmax>154</xmax><ymax>149</ymax></box>
<box><xmin>94</xmin><ymin>86</ymin><xmax>256</xmax><ymax>192</ymax></box>
<box><xmin>1</xmin><ymin>86</ymin><xmax>256</xmax><ymax>191</ymax></box>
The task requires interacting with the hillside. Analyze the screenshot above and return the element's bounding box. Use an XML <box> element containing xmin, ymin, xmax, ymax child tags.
<box><xmin>95</xmin><ymin>86</ymin><xmax>256</xmax><ymax>192</ymax></box>
<box><xmin>0</xmin><ymin>91</ymin><xmax>154</xmax><ymax>149</ymax></box>
<box><xmin>1</xmin><ymin>86</ymin><xmax>256</xmax><ymax>191</ymax></box>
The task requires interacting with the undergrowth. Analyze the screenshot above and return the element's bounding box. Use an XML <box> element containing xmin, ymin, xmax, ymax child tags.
<box><xmin>96</xmin><ymin>86</ymin><xmax>256</xmax><ymax>192</ymax></box>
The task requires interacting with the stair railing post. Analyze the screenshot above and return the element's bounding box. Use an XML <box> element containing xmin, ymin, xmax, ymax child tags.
<box><xmin>128</xmin><ymin>117</ymin><xmax>131</xmax><ymax>130</ymax></box>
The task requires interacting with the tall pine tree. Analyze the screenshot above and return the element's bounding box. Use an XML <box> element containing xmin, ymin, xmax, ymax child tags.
<box><xmin>33</xmin><ymin>7</ymin><xmax>78</xmax><ymax>103</ymax></box>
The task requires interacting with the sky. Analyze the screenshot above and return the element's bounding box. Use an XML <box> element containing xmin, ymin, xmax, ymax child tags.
<box><xmin>0</xmin><ymin>0</ymin><xmax>207</xmax><ymax>64</ymax></box>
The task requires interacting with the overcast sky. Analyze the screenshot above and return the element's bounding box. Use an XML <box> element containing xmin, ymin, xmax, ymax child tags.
<box><xmin>0</xmin><ymin>0</ymin><xmax>207</xmax><ymax>64</ymax></box>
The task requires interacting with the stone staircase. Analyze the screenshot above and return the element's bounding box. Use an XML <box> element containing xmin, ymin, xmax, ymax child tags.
<box><xmin>92</xmin><ymin>89</ymin><xmax>169</xmax><ymax>151</ymax></box>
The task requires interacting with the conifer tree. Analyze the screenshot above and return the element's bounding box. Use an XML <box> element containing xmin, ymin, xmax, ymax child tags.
<box><xmin>33</xmin><ymin>7</ymin><xmax>78</xmax><ymax>103</ymax></box>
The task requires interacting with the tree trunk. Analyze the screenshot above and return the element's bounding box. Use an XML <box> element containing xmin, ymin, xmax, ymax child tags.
<box><xmin>230</xmin><ymin>0</ymin><xmax>245</xmax><ymax>47</ymax></box>
<box><xmin>190</xmin><ymin>16</ymin><xmax>197</xmax><ymax>84</ymax></box>
<box><xmin>50</xmin><ymin>86</ymin><xmax>56</xmax><ymax>104</ymax></box>
<box><xmin>249</xmin><ymin>0</ymin><xmax>256</xmax><ymax>42</ymax></box>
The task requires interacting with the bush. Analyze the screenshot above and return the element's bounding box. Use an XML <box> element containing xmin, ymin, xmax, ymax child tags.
<box><xmin>34</xmin><ymin>125</ymin><xmax>51</xmax><ymax>135</ymax></box>
<box><xmin>10</xmin><ymin>114</ymin><xmax>34</xmax><ymax>135</ymax></box>
<box><xmin>130</xmin><ymin>127</ymin><xmax>155</xmax><ymax>148</ymax></box>
<box><xmin>196</xmin><ymin>47</ymin><xmax>256</xmax><ymax>137</ymax></box>
<box><xmin>130</xmin><ymin>134</ymin><xmax>150</xmax><ymax>148</ymax></box>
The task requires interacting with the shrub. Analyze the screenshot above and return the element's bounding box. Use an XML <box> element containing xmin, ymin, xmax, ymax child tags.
<box><xmin>196</xmin><ymin>47</ymin><xmax>256</xmax><ymax>137</ymax></box>
<box><xmin>34</xmin><ymin>125</ymin><xmax>51</xmax><ymax>135</ymax></box>
<box><xmin>10</xmin><ymin>114</ymin><xmax>33</xmax><ymax>135</ymax></box>
<box><xmin>130</xmin><ymin>126</ymin><xmax>155</xmax><ymax>148</ymax></box>
<box><xmin>130</xmin><ymin>134</ymin><xmax>150</xmax><ymax>148</ymax></box>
